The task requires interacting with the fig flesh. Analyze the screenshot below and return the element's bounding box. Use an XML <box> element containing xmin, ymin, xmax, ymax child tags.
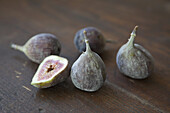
<box><xmin>116</xmin><ymin>26</ymin><xmax>154</xmax><ymax>79</ymax></box>
<box><xmin>71</xmin><ymin>30</ymin><xmax>106</xmax><ymax>92</ymax></box>
<box><xmin>11</xmin><ymin>33</ymin><xmax>61</xmax><ymax>64</ymax></box>
<box><xmin>31</xmin><ymin>55</ymin><xmax>68</xmax><ymax>88</ymax></box>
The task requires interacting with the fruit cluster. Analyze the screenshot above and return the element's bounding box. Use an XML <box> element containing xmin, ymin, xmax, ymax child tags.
<box><xmin>11</xmin><ymin>26</ymin><xmax>154</xmax><ymax>92</ymax></box>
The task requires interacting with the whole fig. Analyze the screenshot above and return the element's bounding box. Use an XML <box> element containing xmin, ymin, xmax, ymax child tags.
<box><xmin>74</xmin><ymin>27</ymin><xmax>115</xmax><ymax>54</ymax></box>
<box><xmin>11</xmin><ymin>33</ymin><xmax>61</xmax><ymax>64</ymax></box>
<box><xmin>71</xmin><ymin>30</ymin><xmax>106</xmax><ymax>92</ymax></box>
<box><xmin>116</xmin><ymin>26</ymin><xmax>154</xmax><ymax>79</ymax></box>
<box><xmin>31</xmin><ymin>55</ymin><xmax>68</xmax><ymax>88</ymax></box>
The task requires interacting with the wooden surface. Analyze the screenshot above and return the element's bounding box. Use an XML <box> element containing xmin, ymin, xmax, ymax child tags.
<box><xmin>0</xmin><ymin>0</ymin><xmax>170</xmax><ymax>113</ymax></box>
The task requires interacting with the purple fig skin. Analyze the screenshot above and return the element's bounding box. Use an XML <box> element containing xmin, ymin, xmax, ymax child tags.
<box><xmin>74</xmin><ymin>27</ymin><xmax>106</xmax><ymax>54</ymax></box>
<box><xmin>11</xmin><ymin>33</ymin><xmax>61</xmax><ymax>64</ymax></box>
<box><xmin>71</xmin><ymin>31</ymin><xmax>106</xmax><ymax>92</ymax></box>
<box><xmin>116</xmin><ymin>26</ymin><xmax>154</xmax><ymax>79</ymax></box>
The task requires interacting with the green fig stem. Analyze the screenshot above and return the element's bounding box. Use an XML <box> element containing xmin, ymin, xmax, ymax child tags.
<box><xmin>11</xmin><ymin>43</ymin><xmax>24</xmax><ymax>52</ymax></box>
<box><xmin>105</xmin><ymin>39</ymin><xmax>116</xmax><ymax>44</ymax></box>
<box><xmin>127</xmin><ymin>26</ymin><xmax>138</xmax><ymax>48</ymax></box>
<box><xmin>83</xmin><ymin>30</ymin><xmax>92</xmax><ymax>53</ymax></box>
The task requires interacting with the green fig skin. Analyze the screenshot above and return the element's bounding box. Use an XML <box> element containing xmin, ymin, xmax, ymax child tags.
<box><xmin>11</xmin><ymin>33</ymin><xmax>61</xmax><ymax>64</ymax></box>
<box><xmin>116</xmin><ymin>26</ymin><xmax>154</xmax><ymax>79</ymax></box>
<box><xmin>71</xmin><ymin>31</ymin><xmax>106</xmax><ymax>92</ymax></box>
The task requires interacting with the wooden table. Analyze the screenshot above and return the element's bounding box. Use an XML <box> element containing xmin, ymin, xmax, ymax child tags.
<box><xmin>0</xmin><ymin>0</ymin><xmax>169</xmax><ymax>112</ymax></box>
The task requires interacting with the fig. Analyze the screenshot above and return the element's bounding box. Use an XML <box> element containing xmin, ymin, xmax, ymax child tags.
<box><xmin>116</xmin><ymin>26</ymin><xmax>154</xmax><ymax>79</ymax></box>
<box><xmin>11</xmin><ymin>33</ymin><xmax>61</xmax><ymax>64</ymax></box>
<box><xmin>31</xmin><ymin>55</ymin><xmax>68</xmax><ymax>88</ymax></box>
<box><xmin>74</xmin><ymin>27</ymin><xmax>115</xmax><ymax>54</ymax></box>
<box><xmin>71</xmin><ymin>30</ymin><xmax>106</xmax><ymax>92</ymax></box>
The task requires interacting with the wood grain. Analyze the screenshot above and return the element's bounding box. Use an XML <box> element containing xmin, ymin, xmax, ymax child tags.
<box><xmin>0</xmin><ymin>0</ymin><xmax>169</xmax><ymax>113</ymax></box>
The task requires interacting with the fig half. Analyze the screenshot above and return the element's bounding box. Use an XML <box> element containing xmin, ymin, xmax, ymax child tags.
<box><xmin>31</xmin><ymin>55</ymin><xmax>68</xmax><ymax>88</ymax></box>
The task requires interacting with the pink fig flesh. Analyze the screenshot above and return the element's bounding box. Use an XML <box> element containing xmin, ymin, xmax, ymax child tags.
<box><xmin>37</xmin><ymin>59</ymin><xmax>64</xmax><ymax>81</ymax></box>
<box><xmin>31</xmin><ymin>55</ymin><xmax>68</xmax><ymax>88</ymax></box>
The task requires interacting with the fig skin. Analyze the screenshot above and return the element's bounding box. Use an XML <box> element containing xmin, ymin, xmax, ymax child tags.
<box><xmin>74</xmin><ymin>27</ymin><xmax>106</xmax><ymax>54</ymax></box>
<box><xmin>116</xmin><ymin>26</ymin><xmax>154</xmax><ymax>79</ymax></box>
<box><xmin>31</xmin><ymin>55</ymin><xmax>69</xmax><ymax>88</ymax></box>
<box><xmin>11</xmin><ymin>33</ymin><xmax>61</xmax><ymax>64</ymax></box>
<box><xmin>71</xmin><ymin>30</ymin><xmax>106</xmax><ymax>92</ymax></box>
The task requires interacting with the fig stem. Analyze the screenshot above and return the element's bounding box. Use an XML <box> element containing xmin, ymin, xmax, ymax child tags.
<box><xmin>11</xmin><ymin>43</ymin><xmax>24</xmax><ymax>52</ymax></box>
<box><xmin>83</xmin><ymin>30</ymin><xmax>92</xmax><ymax>53</ymax></box>
<box><xmin>127</xmin><ymin>26</ymin><xmax>138</xmax><ymax>47</ymax></box>
<box><xmin>105</xmin><ymin>39</ymin><xmax>116</xmax><ymax>44</ymax></box>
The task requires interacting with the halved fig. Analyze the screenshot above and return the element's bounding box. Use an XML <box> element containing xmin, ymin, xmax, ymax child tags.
<box><xmin>31</xmin><ymin>55</ymin><xmax>68</xmax><ymax>88</ymax></box>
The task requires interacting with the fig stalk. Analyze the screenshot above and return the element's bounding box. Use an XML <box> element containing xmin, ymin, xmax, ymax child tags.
<box><xmin>11</xmin><ymin>44</ymin><xmax>25</xmax><ymax>52</ymax></box>
<box><xmin>127</xmin><ymin>26</ymin><xmax>138</xmax><ymax>48</ymax></box>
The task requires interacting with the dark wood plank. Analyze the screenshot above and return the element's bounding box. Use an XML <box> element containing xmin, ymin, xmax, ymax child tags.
<box><xmin>0</xmin><ymin>0</ymin><xmax>169</xmax><ymax>113</ymax></box>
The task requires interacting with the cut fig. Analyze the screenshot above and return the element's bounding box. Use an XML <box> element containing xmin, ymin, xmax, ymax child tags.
<box><xmin>31</xmin><ymin>55</ymin><xmax>68</xmax><ymax>88</ymax></box>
